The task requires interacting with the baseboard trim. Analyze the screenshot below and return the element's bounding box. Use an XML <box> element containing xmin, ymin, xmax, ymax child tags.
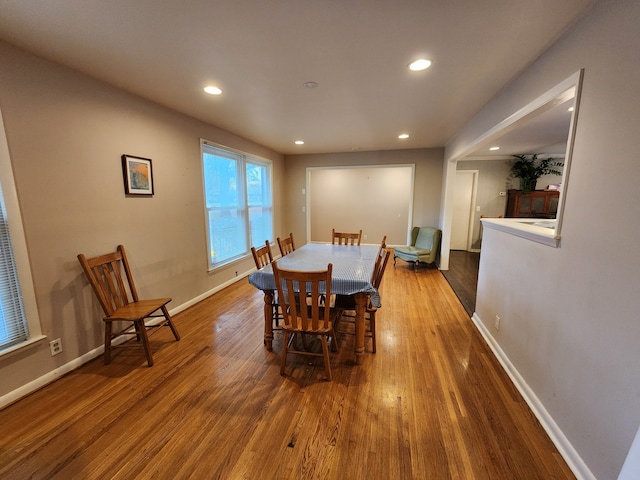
<box><xmin>0</xmin><ymin>269</ymin><xmax>253</xmax><ymax>410</ymax></box>
<box><xmin>169</xmin><ymin>269</ymin><xmax>251</xmax><ymax>315</ymax></box>
<box><xmin>471</xmin><ymin>313</ymin><xmax>595</xmax><ymax>480</ymax></box>
<box><xmin>0</xmin><ymin>345</ymin><xmax>103</xmax><ymax>410</ymax></box>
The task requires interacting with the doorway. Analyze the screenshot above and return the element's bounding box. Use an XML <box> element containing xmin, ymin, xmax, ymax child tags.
<box><xmin>451</xmin><ymin>170</ymin><xmax>478</xmax><ymax>251</ymax></box>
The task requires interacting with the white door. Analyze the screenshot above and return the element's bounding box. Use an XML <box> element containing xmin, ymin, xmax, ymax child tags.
<box><xmin>451</xmin><ymin>170</ymin><xmax>476</xmax><ymax>250</ymax></box>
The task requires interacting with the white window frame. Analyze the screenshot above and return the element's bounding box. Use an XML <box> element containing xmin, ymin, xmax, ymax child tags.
<box><xmin>0</xmin><ymin>109</ymin><xmax>44</xmax><ymax>358</ymax></box>
<box><xmin>200</xmin><ymin>140</ymin><xmax>273</xmax><ymax>271</ymax></box>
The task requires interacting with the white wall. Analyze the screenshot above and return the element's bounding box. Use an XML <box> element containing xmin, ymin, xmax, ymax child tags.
<box><xmin>0</xmin><ymin>42</ymin><xmax>284</xmax><ymax>402</ymax></box>
<box><xmin>308</xmin><ymin>165</ymin><xmax>413</xmax><ymax>245</ymax></box>
<box><xmin>284</xmin><ymin>149</ymin><xmax>444</xmax><ymax>247</ymax></box>
<box><xmin>445</xmin><ymin>0</ymin><xmax>640</xmax><ymax>478</ymax></box>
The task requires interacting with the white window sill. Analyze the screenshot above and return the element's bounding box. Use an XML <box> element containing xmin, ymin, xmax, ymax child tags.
<box><xmin>0</xmin><ymin>335</ymin><xmax>47</xmax><ymax>362</ymax></box>
<box><xmin>481</xmin><ymin>218</ymin><xmax>560</xmax><ymax>247</ymax></box>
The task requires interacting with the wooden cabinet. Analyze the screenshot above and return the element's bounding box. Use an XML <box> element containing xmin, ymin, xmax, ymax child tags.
<box><xmin>505</xmin><ymin>189</ymin><xmax>560</xmax><ymax>218</ymax></box>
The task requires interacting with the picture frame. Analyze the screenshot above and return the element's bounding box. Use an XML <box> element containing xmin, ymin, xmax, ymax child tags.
<box><xmin>122</xmin><ymin>154</ymin><xmax>154</xmax><ymax>196</ymax></box>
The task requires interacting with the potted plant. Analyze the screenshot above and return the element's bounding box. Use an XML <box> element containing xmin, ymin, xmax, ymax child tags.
<box><xmin>510</xmin><ymin>154</ymin><xmax>564</xmax><ymax>194</ymax></box>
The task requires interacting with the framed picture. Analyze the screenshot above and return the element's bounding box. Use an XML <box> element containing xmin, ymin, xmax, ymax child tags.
<box><xmin>122</xmin><ymin>154</ymin><xmax>154</xmax><ymax>196</ymax></box>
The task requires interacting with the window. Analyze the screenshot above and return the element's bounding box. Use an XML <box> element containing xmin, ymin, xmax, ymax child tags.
<box><xmin>0</xmin><ymin>110</ymin><xmax>38</xmax><ymax>354</ymax></box>
<box><xmin>201</xmin><ymin>141</ymin><xmax>273</xmax><ymax>269</ymax></box>
<box><xmin>0</xmin><ymin>188</ymin><xmax>28</xmax><ymax>350</ymax></box>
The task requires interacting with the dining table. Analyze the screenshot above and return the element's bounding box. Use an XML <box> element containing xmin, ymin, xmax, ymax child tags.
<box><xmin>248</xmin><ymin>242</ymin><xmax>381</xmax><ymax>364</ymax></box>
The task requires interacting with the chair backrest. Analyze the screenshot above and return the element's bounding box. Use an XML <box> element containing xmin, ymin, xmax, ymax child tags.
<box><xmin>77</xmin><ymin>245</ymin><xmax>137</xmax><ymax>317</ymax></box>
<box><xmin>272</xmin><ymin>262</ymin><xmax>333</xmax><ymax>332</ymax></box>
<box><xmin>277</xmin><ymin>233</ymin><xmax>296</xmax><ymax>256</ymax></box>
<box><xmin>411</xmin><ymin>226</ymin><xmax>442</xmax><ymax>251</ymax></box>
<box><xmin>251</xmin><ymin>240</ymin><xmax>273</xmax><ymax>269</ymax></box>
<box><xmin>332</xmin><ymin>229</ymin><xmax>362</xmax><ymax>246</ymax></box>
<box><xmin>372</xmin><ymin>248</ymin><xmax>390</xmax><ymax>289</ymax></box>
<box><xmin>376</xmin><ymin>236</ymin><xmax>387</xmax><ymax>260</ymax></box>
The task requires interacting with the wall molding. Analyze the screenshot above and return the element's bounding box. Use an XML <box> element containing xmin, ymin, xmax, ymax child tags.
<box><xmin>471</xmin><ymin>312</ymin><xmax>595</xmax><ymax>480</ymax></box>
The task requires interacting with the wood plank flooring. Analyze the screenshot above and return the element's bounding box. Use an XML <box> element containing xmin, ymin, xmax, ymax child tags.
<box><xmin>440</xmin><ymin>250</ymin><xmax>480</xmax><ymax>317</ymax></box>
<box><xmin>0</xmin><ymin>254</ymin><xmax>574</xmax><ymax>479</ymax></box>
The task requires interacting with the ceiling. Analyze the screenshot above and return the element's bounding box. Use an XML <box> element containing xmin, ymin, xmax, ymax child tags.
<box><xmin>0</xmin><ymin>0</ymin><xmax>596</xmax><ymax>155</ymax></box>
<box><xmin>464</xmin><ymin>94</ymin><xmax>576</xmax><ymax>159</ymax></box>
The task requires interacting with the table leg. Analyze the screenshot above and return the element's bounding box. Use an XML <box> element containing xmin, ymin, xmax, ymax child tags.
<box><xmin>263</xmin><ymin>289</ymin><xmax>274</xmax><ymax>351</ymax></box>
<box><xmin>354</xmin><ymin>292</ymin><xmax>367</xmax><ymax>364</ymax></box>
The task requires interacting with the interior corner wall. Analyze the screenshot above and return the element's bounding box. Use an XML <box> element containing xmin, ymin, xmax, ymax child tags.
<box><xmin>444</xmin><ymin>0</ymin><xmax>640</xmax><ymax>478</ymax></box>
<box><xmin>0</xmin><ymin>41</ymin><xmax>284</xmax><ymax>401</ymax></box>
<box><xmin>283</xmin><ymin>148</ymin><xmax>444</xmax><ymax>246</ymax></box>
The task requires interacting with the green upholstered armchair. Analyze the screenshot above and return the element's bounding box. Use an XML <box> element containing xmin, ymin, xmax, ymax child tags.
<box><xmin>393</xmin><ymin>226</ymin><xmax>442</xmax><ymax>270</ymax></box>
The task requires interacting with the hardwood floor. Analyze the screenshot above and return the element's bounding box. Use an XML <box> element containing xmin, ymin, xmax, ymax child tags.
<box><xmin>0</xmin><ymin>256</ymin><xmax>574</xmax><ymax>479</ymax></box>
<box><xmin>441</xmin><ymin>250</ymin><xmax>480</xmax><ymax>317</ymax></box>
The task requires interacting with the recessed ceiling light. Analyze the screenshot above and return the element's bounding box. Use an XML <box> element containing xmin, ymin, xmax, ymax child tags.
<box><xmin>408</xmin><ymin>58</ymin><xmax>432</xmax><ymax>71</ymax></box>
<box><xmin>303</xmin><ymin>82</ymin><xmax>319</xmax><ymax>88</ymax></box>
<box><xmin>568</xmin><ymin>106</ymin><xmax>574</xmax><ymax>112</ymax></box>
<box><xmin>294</xmin><ymin>140</ymin><xmax>304</xmax><ymax>145</ymax></box>
<box><xmin>489</xmin><ymin>146</ymin><xmax>500</xmax><ymax>151</ymax></box>
<box><xmin>398</xmin><ymin>134</ymin><xmax>409</xmax><ymax>139</ymax></box>
<box><xmin>204</xmin><ymin>86</ymin><xmax>222</xmax><ymax>95</ymax></box>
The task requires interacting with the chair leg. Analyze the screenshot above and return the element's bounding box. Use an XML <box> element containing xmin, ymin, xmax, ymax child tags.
<box><xmin>137</xmin><ymin>319</ymin><xmax>154</xmax><ymax>367</ymax></box>
<box><xmin>321</xmin><ymin>335</ymin><xmax>332</xmax><ymax>381</ymax></box>
<box><xmin>281</xmin><ymin>331</ymin><xmax>291</xmax><ymax>376</ymax></box>
<box><xmin>162</xmin><ymin>306</ymin><xmax>181</xmax><ymax>341</ymax></box>
<box><xmin>369</xmin><ymin>312</ymin><xmax>377</xmax><ymax>354</ymax></box>
<box><xmin>133</xmin><ymin>321</ymin><xmax>142</xmax><ymax>341</ymax></box>
<box><xmin>104</xmin><ymin>321</ymin><xmax>112</xmax><ymax>365</ymax></box>
<box><xmin>330</xmin><ymin>331</ymin><xmax>338</xmax><ymax>352</ymax></box>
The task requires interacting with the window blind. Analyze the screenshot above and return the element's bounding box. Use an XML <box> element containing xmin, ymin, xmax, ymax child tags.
<box><xmin>0</xmin><ymin>181</ymin><xmax>28</xmax><ymax>350</ymax></box>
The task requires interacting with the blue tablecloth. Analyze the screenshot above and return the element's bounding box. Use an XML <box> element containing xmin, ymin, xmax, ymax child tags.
<box><xmin>248</xmin><ymin>243</ymin><xmax>381</xmax><ymax>308</ymax></box>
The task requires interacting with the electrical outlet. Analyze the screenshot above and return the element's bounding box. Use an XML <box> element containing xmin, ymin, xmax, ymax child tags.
<box><xmin>363</xmin><ymin>234</ymin><xmax>368</xmax><ymax>240</ymax></box>
<box><xmin>50</xmin><ymin>338</ymin><xmax>63</xmax><ymax>356</ymax></box>
<box><xmin>494</xmin><ymin>315</ymin><xmax>501</xmax><ymax>331</ymax></box>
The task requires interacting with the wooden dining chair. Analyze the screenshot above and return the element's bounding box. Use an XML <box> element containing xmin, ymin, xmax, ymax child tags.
<box><xmin>272</xmin><ymin>261</ymin><xmax>339</xmax><ymax>381</ymax></box>
<box><xmin>277</xmin><ymin>232</ymin><xmax>296</xmax><ymax>257</ymax></box>
<box><xmin>335</xmin><ymin>246</ymin><xmax>390</xmax><ymax>353</ymax></box>
<box><xmin>251</xmin><ymin>240</ymin><xmax>282</xmax><ymax>328</ymax></box>
<box><xmin>77</xmin><ymin>245</ymin><xmax>180</xmax><ymax>367</ymax></box>
<box><xmin>332</xmin><ymin>229</ymin><xmax>362</xmax><ymax>246</ymax></box>
<box><xmin>251</xmin><ymin>240</ymin><xmax>274</xmax><ymax>269</ymax></box>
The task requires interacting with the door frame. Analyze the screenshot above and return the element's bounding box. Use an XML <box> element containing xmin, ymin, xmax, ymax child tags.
<box><xmin>452</xmin><ymin>169</ymin><xmax>479</xmax><ymax>251</ymax></box>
